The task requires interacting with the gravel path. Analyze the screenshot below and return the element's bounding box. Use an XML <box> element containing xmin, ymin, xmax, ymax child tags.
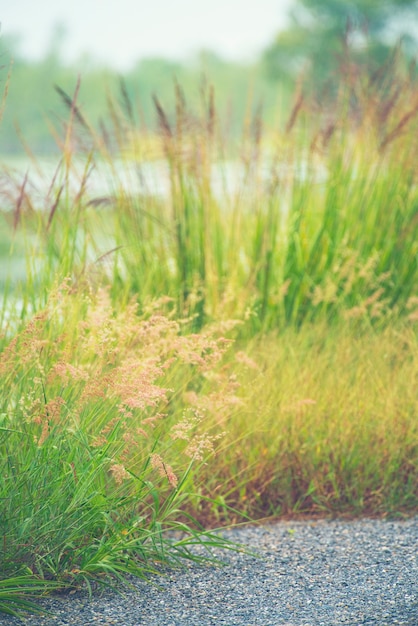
<box><xmin>3</xmin><ymin>518</ymin><xmax>417</xmax><ymax>626</ymax></box>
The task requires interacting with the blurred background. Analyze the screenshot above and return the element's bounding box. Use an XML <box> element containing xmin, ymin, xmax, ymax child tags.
<box><xmin>1</xmin><ymin>0</ymin><xmax>417</xmax><ymax>154</ymax></box>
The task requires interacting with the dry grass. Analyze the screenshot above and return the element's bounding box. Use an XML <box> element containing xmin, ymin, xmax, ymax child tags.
<box><xmin>190</xmin><ymin>321</ymin><xmax>418</xmax><ymax>524</ymax></box>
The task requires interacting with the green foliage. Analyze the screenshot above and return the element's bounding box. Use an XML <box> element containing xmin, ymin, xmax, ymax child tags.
<box><xmin>0</xmin><ymin>36</ymin><xmax>278</xmax><ymax>155</ymax></box>
<box><xmin>263</xmin><ymin>0</ymin><xmax>418</xmax><ymax>86</ymax></box>
<box><xmin>0</xmin><ymin>576</ymin><xmax>62</xmax><ymax>618</ymax></box>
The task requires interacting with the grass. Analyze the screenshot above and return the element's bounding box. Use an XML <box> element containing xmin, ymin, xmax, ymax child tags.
<box><xmin>0</xmin><ymin>51</ymin><xmax>418</xmax><ymax>616</ymax></box>
<box><xmin>4</xmin><ymin>70</ymin><xmax>417</xmax><ymax>333</ymax></box>
<box><xmin>0</xmin><ymin>284</ymin><xmax>243</xmax><ymax>616</ymax></box>
<box><xmin>189</xmin><ymin>322</ymin><xmax>418</xmax><ymax>525</ymax></box>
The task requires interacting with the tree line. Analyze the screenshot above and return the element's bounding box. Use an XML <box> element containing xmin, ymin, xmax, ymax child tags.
<box><xmin>0</xmin><ymin>40</ymin><xmax>280</xmax><ymax>155</ymax></box>
<box><xmin>1</xmin><ymin>0</ymin><xmax>416</xmax><ymax>155</ymax></box>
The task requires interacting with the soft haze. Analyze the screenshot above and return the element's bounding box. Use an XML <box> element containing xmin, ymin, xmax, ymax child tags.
<box><xmin>1</xmin><ymin>0</ymin><xmax>292</xmax><ymax>70</ymax></box>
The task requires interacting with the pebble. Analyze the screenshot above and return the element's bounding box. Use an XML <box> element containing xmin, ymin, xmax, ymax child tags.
<box><xmin>2</xmin><ymin>518</ymin><xmax>417</xmax><ymax>625</ymax></box>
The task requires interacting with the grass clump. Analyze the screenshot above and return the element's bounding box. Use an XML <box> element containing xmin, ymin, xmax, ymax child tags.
<box><xmin>0</xmin><ymin>281</ymin><xmax>241</xmax><ymax>616</ymax></box>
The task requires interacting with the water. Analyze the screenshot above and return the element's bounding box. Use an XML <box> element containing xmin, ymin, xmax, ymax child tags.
<box><xmin>0</xmin><ymin>153</ymin><xmax>327</xmax><ymax>211</ymax></box>
<box><xmin>0</xmin><ymin>152</ymin><xmax>327</xmax><ymax>322</ymax></box>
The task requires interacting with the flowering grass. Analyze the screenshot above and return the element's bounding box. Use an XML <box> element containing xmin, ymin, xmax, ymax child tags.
<box><xmin>0</xmin><ymin>282</ymin><xmax>242</xmax><ymax>616</ymax></box>
<box><xmin>1</xmin><ymin>53</ymin><xmax>418</xmax><ymax>616</ymax></box>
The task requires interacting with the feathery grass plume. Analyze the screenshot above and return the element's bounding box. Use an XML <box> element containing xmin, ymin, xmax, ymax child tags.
<box><xmin>207</xmin><ymin>84</ymin><xmax>215</xmax><ymax>139</ymax></box>
<box><xmin>0</xmin><ymin>60</ymin><xmax>12</xmax><ymax>127</ymax></box>
<box><xmin>285</xmin><ymin>88</ymin><xmax>304</xmax><ymax>134</ymax></box>
<box><xmin>118</xmin><ymin>77</ymin><xmax>135</xmax><ymax>126</ymax></box>
<box><xmin>13</xmin><ymin>171</ymin><xmax>28</xmax><ymax>231</ymax></box>
<box><xmin>54</xmin><ymin>81</ymin><xmax>88</xmax><ymax>130</ymax></box>
<box><xmin>46</xmin><ymin>184</ymin><xmax>64</xmax><ymax>231</ymax></box>
<box><xmin>379</xmin><ymin>95</ymin><xmax>418</xmax><ymax>150</ymax></box>
<box><xmin>153</xmin><ymin>94</ymin><xmax>173</xmax><ymax>142</ymax></box>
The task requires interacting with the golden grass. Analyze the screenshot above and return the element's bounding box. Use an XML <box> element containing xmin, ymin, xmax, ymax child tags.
<box><xmin>190</xmin><ymin>321</ymin><xmax>418</xmax><ymax>524</ymax></box>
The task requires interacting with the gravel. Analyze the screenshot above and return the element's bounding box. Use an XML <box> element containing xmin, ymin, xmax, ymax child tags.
<box><xmin>2</xmin><ymin>517</ymin><xmax>417</xmax><ymax>626</ymax></box>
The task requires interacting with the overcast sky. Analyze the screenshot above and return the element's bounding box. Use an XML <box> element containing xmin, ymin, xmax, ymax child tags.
<box><xmin>1</xmin><ymin>0</ymin><xmax>292</xmax><ymax>70</ymax></box>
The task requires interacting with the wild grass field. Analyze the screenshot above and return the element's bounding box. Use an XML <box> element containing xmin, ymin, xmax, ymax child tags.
<box><xmin>1</xmin><ymin>53</ymin><xmax>417</xmax><ymax>616</ymax></box>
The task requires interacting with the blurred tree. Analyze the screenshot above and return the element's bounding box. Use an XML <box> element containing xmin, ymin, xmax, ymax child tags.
<box><xmin>0</xmin><ymin>45</ymin><xmax>274</xmax><ymax>155</ymax></box>
<box><xmin>263</xmin><ymin>0</ymin><xmax>418</xmax><ymax>85</ymax></box>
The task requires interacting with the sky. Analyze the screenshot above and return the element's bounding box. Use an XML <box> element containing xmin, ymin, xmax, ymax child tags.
<box><xmin>1</xmin><ymin>0</ymin><xmax>292</xmax><ymax>70</ymax></box>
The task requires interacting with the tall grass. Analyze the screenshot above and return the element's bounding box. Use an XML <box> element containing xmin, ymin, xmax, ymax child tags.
<box><xmin>3</xmin><ymin>58</ymin><xmax>417</xmax><ymax>333</ymax></box>
<box><xmin>1</xmin><ymin>51</ymin><xmax>418</xmax><ymax>616</ymax></box>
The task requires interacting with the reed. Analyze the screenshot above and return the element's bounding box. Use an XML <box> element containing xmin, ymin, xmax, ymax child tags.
<box><xmin>3</xmin><ymin>53</ymin><xmax>416</xmax><ymax>334</ymax></box>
